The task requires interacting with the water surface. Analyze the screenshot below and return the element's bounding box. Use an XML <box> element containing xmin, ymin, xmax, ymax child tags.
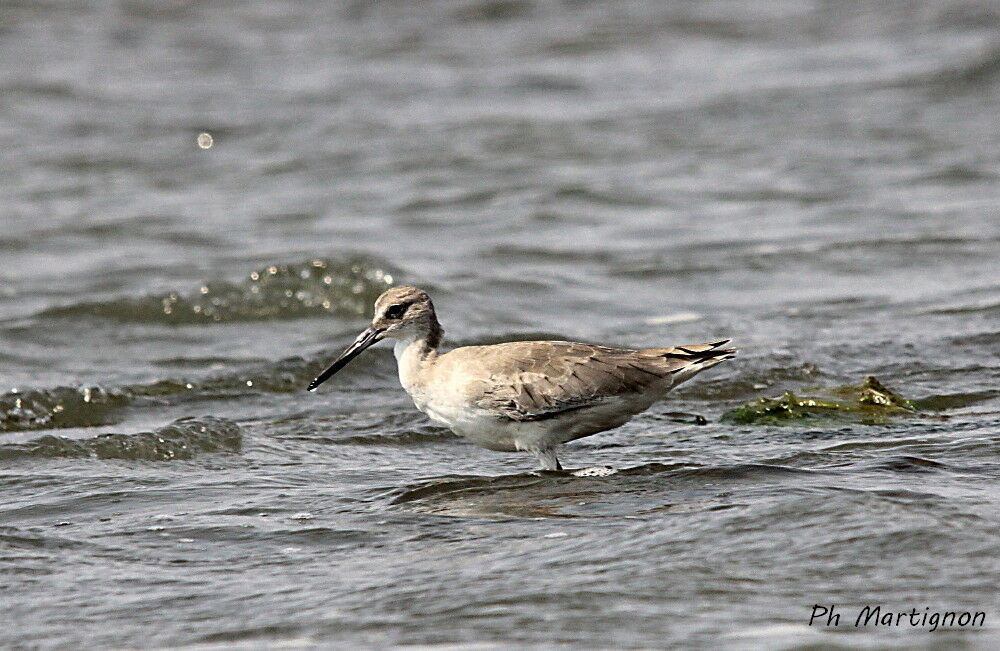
<box><xmin>2</xmin><ymin>1</ymin><xmax>999</xmax><ymax>647</ymax></box>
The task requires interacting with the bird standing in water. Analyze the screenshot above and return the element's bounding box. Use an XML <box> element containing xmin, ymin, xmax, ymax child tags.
<box><xmin>308</xmin><ymin>286</ymin><xmax>735</xmax><ymax>470</ymax></box>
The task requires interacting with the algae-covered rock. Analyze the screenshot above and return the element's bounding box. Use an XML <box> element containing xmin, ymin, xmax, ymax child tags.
<box><xmin>836</xmin><ymin>376</ymin><xmax>917</xmax><ymax>411</ymax></box>
<box><xmin>721</xmin><ymin>376</ymin><xmax>918</xmax><ymax>426</ymax></box>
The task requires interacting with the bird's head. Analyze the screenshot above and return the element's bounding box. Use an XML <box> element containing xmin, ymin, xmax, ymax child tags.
<box><xmin>307</xmin><ymin>286</ymin><xmax>438</xmax><ymax>391</ymax></box>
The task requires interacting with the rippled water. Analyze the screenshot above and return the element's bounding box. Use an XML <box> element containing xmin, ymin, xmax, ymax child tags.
<box><xmin>2</xmin><ymin>1</ymin><xmax>999</xmax><ymax>648</ymax></box>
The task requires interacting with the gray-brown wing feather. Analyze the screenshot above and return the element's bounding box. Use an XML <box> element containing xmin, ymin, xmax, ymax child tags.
<box><xmin>469</xmin><ymin>340</ymin><xmax>733</xmax><ymax>422</ymax></box>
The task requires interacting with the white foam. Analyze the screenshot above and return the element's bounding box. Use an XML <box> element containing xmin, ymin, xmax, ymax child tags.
<box><xmin>644</xmin><ymin>312</ymin><xmax>702</xmax><ymax>325</ymax></box>
<box><xmin>572</xmin><ymin>466</ymin><xmax>619</xmax><ymax>477</ymax></box>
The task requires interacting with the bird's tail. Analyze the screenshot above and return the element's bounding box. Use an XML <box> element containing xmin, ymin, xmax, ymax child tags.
<box><xmin>644</xmin><ymin>339</ymin><xmax>736</xmax><ymax>388</ymax></box>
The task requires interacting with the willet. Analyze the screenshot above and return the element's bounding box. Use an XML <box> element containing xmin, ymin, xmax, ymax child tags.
<box><xmin>308</xmin><ymin>286</ymin><xmax>735</xmax><ymax>470</ymax></box>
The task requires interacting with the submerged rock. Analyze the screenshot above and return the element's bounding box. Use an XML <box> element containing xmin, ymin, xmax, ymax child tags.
<box><xmin>721</xmin><ymin>376</ymin><xmax>919</xmax><ymax>426</ymax></box>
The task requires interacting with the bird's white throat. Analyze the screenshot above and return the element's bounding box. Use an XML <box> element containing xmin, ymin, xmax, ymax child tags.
<box><xmin>393</xmin><ymin>334</ymin><xmax>420</xmax><ymax>364</ymax></box>
<box><xmin>392</xmin><ymin>333</ymin><xmax>435</xmax><ymax>397</ymax></box>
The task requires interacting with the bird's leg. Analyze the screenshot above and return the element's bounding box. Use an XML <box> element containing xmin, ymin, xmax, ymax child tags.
<box><xmin>535</xmin><ymin>448</ymin><xmax>562</xmax><ymax>471</ymax></box>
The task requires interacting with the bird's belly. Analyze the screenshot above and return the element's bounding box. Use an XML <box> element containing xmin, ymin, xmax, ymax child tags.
<box><xmin>415</xmin><ymin>399</ymin><xmax>520</xmax><ymax>452</ymax></box>
<box><xmin>411</xmin><ymin>391</ymin><xmax>657</xmax><ymax>454</ymax></box>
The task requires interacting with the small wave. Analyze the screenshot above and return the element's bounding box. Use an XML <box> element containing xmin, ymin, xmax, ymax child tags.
<box><xmin>608</xmin><ymin>236</ymin><xmax>999</xmax><ymax>279</ymax></box>
<box><xmin>511</xmin><ymin>74</ymin><xmax>584</xmax><ymax>93</ymax></box>
<box><xmin>950</xmin><ymin>331</ymin><xmax>1000</xmax><ymax>346</ymax></box>
<box><xmin>550</xmin><ymin>183</ymin><xmax>660</xmax><ymax>208</ymax></box>
<box><xmin>485</xmin><ymin>244</ymin><xmax>616</xmax><ymax>264</ymax></box>
<box><xmin>0</xmin><ymin>349</ymin><xmax>396</xmax><ymax>435</ymax></box>
<box><xmin>713</xmin><ymin>187</ymin><xmax>842</xmax><ymax>204</ymax></box>
<box><xmin>1</xmin><ymin>385</ymin><xmax>129</xmax><ymax>433</ymax></box>
<box><xmin>388</xmin><ymin>471</ymin><xmax>579</xmax><ymax>518</ymax></box>
<box><xmin>0</xmin><ymin>416</ymin><xmax>241</xmax><ymax>461</ymax></box>
<box><xmin>914</xmin><ymin>164</ymin><xmax>997</xmax><ymax>185</ymax></box>
<box><xmin>336</xmin><ymin>427</ymin><xmax>457</xmax><ymax>446</ymax></box>
<box><xmin>893</xmin><ymin>44</ymin><xmax>1000</xmax><ymax>93</ymax></box>
<box><xmin>453</xmin><ymin>0</ymin><xmax>533</xmax><ymax>23</ymax></box>
<box><xmin>817</xmin><ymin>433</ymin><xmax>1000</xmax><ymax>468</ymax></box>
<box><xmin>867</xmin><ymin>455</ymin><xmax>948</xmax><ymax>473</ymax></box>
<box><xmin>388</xmin><ymin>462</ymin><xmax>811</xmax><ymax>518</ymax></box>
<box><xmin>399</xmin><ymin>187</ymin><xmax>503</xmax><ymax>212</ymax></box>
<box><xmin>131</xmin><ymin>348</ymin><xmax>399</xmax><ymax>398</ymax></box>
<box><xmin>126</xmin><ymin>355</ymin><xmax>326</xmax><ymax>397</ymax></box>
<box><xmin>0</xmin><ymin>526</ymin><xmax>88</xmax><ymax>551</ymax></box>
<box><xmin>927</xmin><ymin>301</ymin><xmax>1000</xmax><ymax>316</ymax></box>
<box><xmin>662</xmin><ymin>462</ymin><xmax>812</xmax><ymax>481</ymax></box>
<box><xmin>1</xmin><ymin>80</ymin><xmax>78</xmax><ymax>99</ymax></box>
<box><xmin>912</xmin><ymin>390</ymin><xmax>999</xmax><ymax>411</ymax></box>
<box><xmin>39</xmin><ymin>257</ymin><xmax>398</xmax><ymax>324</ymax></box>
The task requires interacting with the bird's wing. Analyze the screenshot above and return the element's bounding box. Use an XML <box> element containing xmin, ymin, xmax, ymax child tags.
<box><xmin>466</xmin><ymin>340</ymin><xmax>736</xmax><ymax>422</ymax></box>
<box><xmin>466</xmin><ymin>341</ymin><xmax>708</xmax><ymax>422</ymax></box>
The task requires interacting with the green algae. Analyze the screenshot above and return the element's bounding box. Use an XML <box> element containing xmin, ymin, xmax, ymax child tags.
<box><xmin>721</xmin><ymin>376</ymin><xmax>919</xmax><ymax>426</ymax></box>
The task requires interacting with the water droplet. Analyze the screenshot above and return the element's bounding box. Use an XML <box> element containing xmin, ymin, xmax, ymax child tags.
<box><xmin>197</xmin><ymin>132</ymin><xmax>213</xmax><ymax>149</ymax></box>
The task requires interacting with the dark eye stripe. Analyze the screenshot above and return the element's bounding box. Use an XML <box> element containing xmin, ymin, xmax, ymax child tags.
<box><xmin>385</xmin><ymin>303</ymin><xmax>408</xmax><ymax>319</ymax></box>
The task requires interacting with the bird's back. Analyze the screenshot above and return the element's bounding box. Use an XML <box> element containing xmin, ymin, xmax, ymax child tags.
<box><xmin>430</xmin><ymin>339</ymin><xmax>735</xmax><ymax>422</ymax></box>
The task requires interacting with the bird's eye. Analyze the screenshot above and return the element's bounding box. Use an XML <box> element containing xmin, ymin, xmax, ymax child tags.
<box><xmin>384</xmin><ymin>303</ymin><xmax>408</xmax><ymax>320</ymax></box>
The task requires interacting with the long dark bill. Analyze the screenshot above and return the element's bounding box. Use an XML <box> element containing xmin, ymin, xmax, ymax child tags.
<box><xmin>307</xmin><ymin>327</ymin><xmax>384</xmax><ymax>391</ymax></box>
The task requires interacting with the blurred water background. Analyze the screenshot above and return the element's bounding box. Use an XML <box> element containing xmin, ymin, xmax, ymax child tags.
<box><xmin>1</xmin><ymin>0</ymin><xmax>999</xmax><ymax>647</ymax></box>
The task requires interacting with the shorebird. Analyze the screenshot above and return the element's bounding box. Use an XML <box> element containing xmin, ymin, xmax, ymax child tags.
<box><xmin>308</xmin><ymin>286</ymin><xmax>735</xmax><ymax>470</ymax></box>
